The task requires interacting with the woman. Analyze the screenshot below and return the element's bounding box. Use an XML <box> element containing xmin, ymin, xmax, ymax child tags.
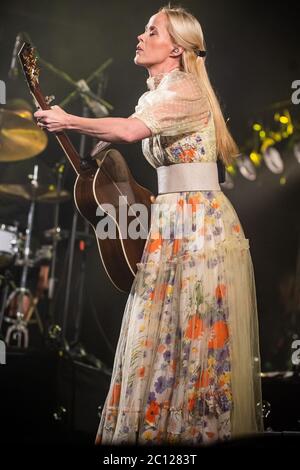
<box><xmin>35</xmin><ymin>5</ymin><xmax>263</xmax><ymax>445</ymax></box>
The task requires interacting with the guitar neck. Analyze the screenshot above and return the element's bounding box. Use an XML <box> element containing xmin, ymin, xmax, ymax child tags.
<box><xmin>33</xmin><ymin>87</ymin><xmax>83</xmax><ymax>174</ymax></box>
<box><xmin>18</xmin><ymin>41</ymin><xmax>109</xmax><ymax>174</ymax></box>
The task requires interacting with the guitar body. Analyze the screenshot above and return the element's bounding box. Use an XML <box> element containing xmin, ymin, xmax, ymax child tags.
<box><xmin>74</xmin><ymin>148</ymin><xmax>153</xmax><ymax>292</ymax></box>
<box><xmin>18</xmin><ymin>42</ymin><xmax>154</xmax><ymax>293</ymax></box>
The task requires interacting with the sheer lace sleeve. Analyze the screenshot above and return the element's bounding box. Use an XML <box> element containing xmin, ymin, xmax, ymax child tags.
<box><xmin>130</xmin><ymin>70</ymin><xmax>212</xmax><ymax>137</ymax></box>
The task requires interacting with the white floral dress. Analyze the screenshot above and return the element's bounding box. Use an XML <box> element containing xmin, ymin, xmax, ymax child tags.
<box><xmin>95</xmin><ymin>68</ymin><xmax>263</xmax><ymax>446</ymax></box>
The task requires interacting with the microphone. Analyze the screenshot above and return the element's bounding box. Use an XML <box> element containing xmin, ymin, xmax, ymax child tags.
<box><xmin>8</xmin><ymin>33</ymin><xmax>22</xmax><ymax>79</ymax></box>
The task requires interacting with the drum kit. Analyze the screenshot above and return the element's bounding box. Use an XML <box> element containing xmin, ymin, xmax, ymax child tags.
<box><xmin>0</xmin><ymin>100</ymin><xmax>71</xmax><ymax>348</ymax></box>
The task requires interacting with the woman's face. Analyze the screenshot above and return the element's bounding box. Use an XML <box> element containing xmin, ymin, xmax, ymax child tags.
<box><xmin>134</xmin><ymin>12</ymin><xmax>176</xmax><ymax>68</ymax></box>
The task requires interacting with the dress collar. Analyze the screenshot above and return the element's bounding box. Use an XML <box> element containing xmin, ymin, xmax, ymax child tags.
<box><xmin>146</xmin><ymin>67</ymin><xmax>181</xmax><ymax>91</ymax></box>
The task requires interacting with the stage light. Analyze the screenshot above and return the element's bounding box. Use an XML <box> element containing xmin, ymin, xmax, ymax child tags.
<box><xmin>226</xmin><ymin>164</ymin><xmax>237</xmax><ymax>176</ymax></box>
<box><xmin>273</xmin><ymin>110</ymin><xmax>294</xmax><ymax>138</ymax></box>
<box><xmin>253</xmin><ymin>123</ymin><xmax>262</xmax><ymax>131</ymax></box>
<box><xmin>236</xmin><ymin>155</ymin><xmax>257</xmax><ymax>181</ymax></box>
<box><xmin>250</xmin><ymin>122</ymin><xmax>265</xmax><ymax>168</ymax></box>
<box><xmin>293</xmin><ymin>141</ymin><xmax>300</xmax><ymax>163</ymax></box>
<box><xmin>250</xmin><ymin>151</ymin><xmax>262</xmax><ymax>166</ymax></box>
<box><xmin>263</xmin><ymin>146</ymin><xmax>284</xmax><ymax>174</ymax></box>
<box><xmin>279</xmin><ymin>116</ymin><xmax>288</xmax><ymax>124</ymax></box>
<box><xmin>261</xmin><ymin>137</ymin><xmax>275</xmax><ymax>153</ymax></box>
<box><xmin>270</xmin><ymin>132</ymin><xmax>282</xmax><ymax>142</ymax></box>
<box><xmin>220</xmin><ymin>171</ymin><xmax>234</xmax><ymax>190</ymax></box>
<box><xmin>279</xmin><ymin>176</ymin><xmax>287</xmax><ymax>185</ymax></box>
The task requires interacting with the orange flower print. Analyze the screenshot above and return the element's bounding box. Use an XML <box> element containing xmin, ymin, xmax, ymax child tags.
<box><xmin>156</xmin><ymin>283</ymin><xmax>164</xmax><ymax>301</ymax></box>
<box><xmin>177</xmin><ymin>198</ymin><xmax>184</xmax><ymax>209</ymax></box>
<box><xmin>179</xmin><ymin>148</ymin><xmax>196</xmax><ymax>162</ymax></box>
<box><xmin>109</xmin><ymin>383</ymin><xmax>121</xmax><ymax>406</ymax></box>
<box><xmin>232</xmin><ymin>224</ymin><xmax>240</xmax><ymax>233</ymax></box>
<box><xmin>211</xmin><ymin>199</ymin><xmax>220</xmax><ymax>209</ymax></box>
<box><xmin>195</xmin><ymin>369</ymin><xmax>209</xmax><ymax>389</ymax></box>
<box><xmin>147</xmin><ymin>236</ymin><xmax>162</xmax><ymax>253</ymax></box>
<box><xmin>149</xmin><ymin>290</ymin><xmax>155</xmax><ymax>300</ymax></box>
<box><xmin>188</xmin><ymin>395</ymin><xmax>196</xmax><ymax>411</ymax></box>
<box><xmin>215</xmin><ymin>283</ymin><xmax>226</xmax><ymax>300</ymax></box>
<box><xmin>172</xmin><ymin>238</ymin><xmax>181</xmax><ymax>256</ymax></box>
<box><xmin>208</xmin><ymin>321</ymin><xmax>229</xmax><ymax>349</ymax></box>
<box><xmin>185</xmin><ymin>315</ymin><xmax>204</xmax><ymax>340</ymax></box>
<box><xmin>152</xmin><ymin>283</ymin><xmax>169</xmax><ymax>302</ymax></box>
<box><xmin>188</xmin><ymin>195</ymin><xmax>201</xmax><ymax>213</ymax></box>
<box><xmin>144</xmin><ymin>338</ymin><xmax>153</xmax><ymax>348</ymax></box>
<box><xmin>145</xmin><ymin>400</ymin><xmax>160</xmax><ymax>425</ymax></box>
<box><xmin>138</xmin><ymin>366</ymin><xmax>145</xmax><ymax>378</ymax></box>
<box><xmin>157</xmin><ymin>343</ymin><xmax>166</xmax><ymax>353</ymax></box>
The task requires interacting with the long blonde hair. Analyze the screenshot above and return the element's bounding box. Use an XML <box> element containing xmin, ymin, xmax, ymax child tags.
<box><xmin>159</xmin><ymin>4</ymin><xmax>240</xmax><ymax>166</ymax></box>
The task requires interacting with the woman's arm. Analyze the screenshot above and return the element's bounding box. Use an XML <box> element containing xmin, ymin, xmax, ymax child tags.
<box><xmin>34</xmin><ymin>105</ymin><xmax>152</xmax><ymax>143</ymax></box>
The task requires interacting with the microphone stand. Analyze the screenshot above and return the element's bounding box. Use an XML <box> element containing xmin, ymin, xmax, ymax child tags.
<box><xmin>22</xmin><ymin>30</ymin><xmax>114</xmax><ymax>113</ymax></box>
<box><xmin>61</xmin><ymin>104</ymin><xmax>89</xmax><ymax>345</ymax></box>
<box><xmin>19</xmin><ymin>34</ymin><xmax>112</xmax><ymax>369</ymax></box>
<box><xmin>70</xmin><ymin>74</ymin><xmax>109</xmax><ymax>351</ymax></box>
<box><xmin>61</xmin><ymin>103</ymin><xmax>108</xmax><ymax>371</ymax></box>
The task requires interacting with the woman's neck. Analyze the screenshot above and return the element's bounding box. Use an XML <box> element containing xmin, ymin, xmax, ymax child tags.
<box><xmin>147</xmin><ymin>64</ymin><xmax>180</xmax><ymax>78</ymax></box>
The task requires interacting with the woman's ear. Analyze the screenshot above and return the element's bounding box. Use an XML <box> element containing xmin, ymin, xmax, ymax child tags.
<box><xmin>170</xmin><ymin>45</ymin><xmax>184</xmax><ymax>57</ymax></box>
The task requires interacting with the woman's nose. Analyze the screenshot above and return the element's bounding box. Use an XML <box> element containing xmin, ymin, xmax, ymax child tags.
<box><xmin>137</xmin><ymin>33</ymin><xmax>144</xmax><ymax>42</ymax></box>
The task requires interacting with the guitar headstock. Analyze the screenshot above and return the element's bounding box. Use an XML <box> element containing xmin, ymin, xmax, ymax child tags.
<box><xmin>18</xmin><ymin>42</ymin><xmax>40</xmax><ymax>92</ymax></box>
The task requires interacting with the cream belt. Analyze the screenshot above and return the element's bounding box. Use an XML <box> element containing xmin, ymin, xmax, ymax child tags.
<box><xmin>156</xmin><ymin>162</ymin><xmax>221</xmax><ymax>194</ymax></box>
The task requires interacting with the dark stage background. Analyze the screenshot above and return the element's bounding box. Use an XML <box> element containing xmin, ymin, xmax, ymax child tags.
<box><xmin>0</xmin><ymin>0</ymin><xmax>299</xmax><ymax>421</ymax></box>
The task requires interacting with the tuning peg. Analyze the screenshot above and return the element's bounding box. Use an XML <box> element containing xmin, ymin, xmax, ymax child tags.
<box><xmin>45</xmin><ymin>95</ymin><xmax>55</xmax><ymax>105</ymax></box>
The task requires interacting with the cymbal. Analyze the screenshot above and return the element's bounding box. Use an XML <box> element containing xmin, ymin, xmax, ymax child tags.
<box><xmin>0</xmin><ymin>108</ymin><xmax>48</xmax><ymax>162</ymax></box>
<box><xmin>38</xmin><ymin>188</ymin><xmax>71</xmax><ymax>203</ymax></box>
<box><xmin>0</xmin><ymin>184</ymin><xmax>71</xmax><ymax>203</ymax></box>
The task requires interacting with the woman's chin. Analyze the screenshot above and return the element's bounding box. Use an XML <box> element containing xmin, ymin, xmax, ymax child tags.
<box><xmin>134</xmin><ymin>56</ymin><xmax>145</xmax><ymax>66</ymax></box>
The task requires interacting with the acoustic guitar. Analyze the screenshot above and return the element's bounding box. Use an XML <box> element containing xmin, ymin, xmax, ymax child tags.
<box><xmin>18</xmin><ymin>42</ymin><xmax>154</xmax><ymax>293</ymax></box>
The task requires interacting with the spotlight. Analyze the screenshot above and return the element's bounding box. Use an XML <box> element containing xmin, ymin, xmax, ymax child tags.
<box><xmin>249</xmin><ymin>151</ymin><xmax>262</xmax><ymax>166</ymax></box>
<box><xmin>236</xmin><ymin>155</ymin><xmax>257</xmax><ymax>181</ymax></box>
<box><xmin>273</xmin><ymin>109</ymin><xmax>294</xmax><ymax>139</ymax></box>
<box><xmin>226</xmin><ymin>164</ymin><xmax>237</xmax><ymax>177</ymax></box>
<box><xmin>251</xmin><ymin>122</ymin><xmax>265</xmax><ymax>167</ymax></box>
<box><xmin>220</xmin><ymin>171</ymin><xmax>234</xmax><ymax>189</ymax></box>
<box><xmin>263</xmin><ymin>146</ymin><xmax>284</xmax><ymax>174</ymax></box>
<box><xmin>293</xmin><ymin>141</ymin><xmax>300</xmax><ymax>164</ymax></box>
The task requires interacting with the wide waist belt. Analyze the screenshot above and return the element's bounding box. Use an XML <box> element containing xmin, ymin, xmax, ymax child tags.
<box><xmin>156</xmin><ymin>162</ymin><xmax>221</xmax><ymax>194</ymax></box>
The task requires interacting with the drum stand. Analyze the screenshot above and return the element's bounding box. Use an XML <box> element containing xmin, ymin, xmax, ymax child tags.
<box><xmin>5</xmin><ymin>164</ymin><xmax>43</xmax><ymax>348</ymax></box>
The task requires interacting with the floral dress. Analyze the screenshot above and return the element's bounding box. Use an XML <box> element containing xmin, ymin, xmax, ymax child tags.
<box><xmin>95</xmin><ymin>68</ymin><xmax>263</xmax><ymax>446</ymax></box>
